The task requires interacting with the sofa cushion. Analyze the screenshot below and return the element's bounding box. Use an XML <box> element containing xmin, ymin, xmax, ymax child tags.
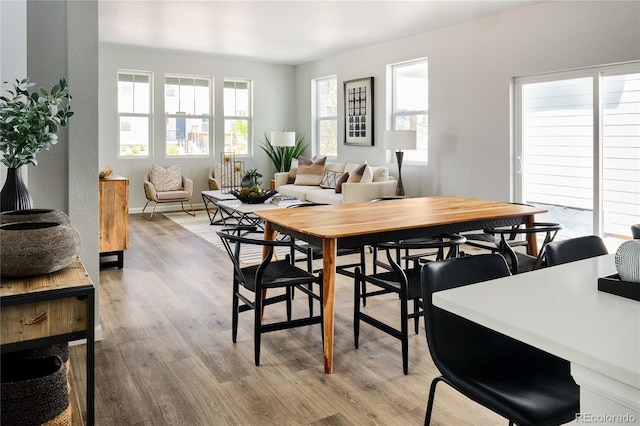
<box><xmin>277</xmin><ymin>184</ymin><xmax>316</xmax><ymax>201</ymax></box>
<box><xmin>334</xmin><ymin>172</ymin><xmax>349</xmax><ymax>194</ymax></box>
<box><xmin>370</xmin><ymin>166</ymin><xmax>389</xmax><ymax>182</ymax></box>
<box><xmin>306</xmin><ymin>188</ymin><xmax>343</xmax><ymax>205</ymax></box>
<box><xmin>294</xmin><ymin>156</ymin><xmax>327</xmax><ymax>185</ymax></box>
<box><xmin>325</xmin><ymin>163</ymin><xmax>346</xmax><ymax>173</ymax></box>
<box><xmin>320</xmin><ymin>170</ymin><xmax>342</xmax><ymax>189</ymax></box>
<box><xmin>287</xmin><ymin>158</ymin><xmax>299</xmax><ymax>184</ymax></box>
<box><xmin>347</xmin><ymin>162</ymin><xmax>373</xmax><ymax>183</ymax></box>
<box><xmin>151</xmin><ymin>163</ymin><xmax>182</xmax><ymax>191</ymax></box>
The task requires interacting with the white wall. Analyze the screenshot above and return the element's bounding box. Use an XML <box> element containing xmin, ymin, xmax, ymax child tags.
<box><xmin>99</xmin><ymin>46</ymin><xmax>298</xmax><ymax>211</ymax></box>
<box><xmin>3</xmin><ymin>1</ymin><xmax>100</xmax><ymax>332</ymax></box>
<box><xmin>1</xmin><ymin>0</ymin><xmax>27</xmax><ymax>189</ymax></box>
<box><xmin>295</xmin><ymin>0</ymin><xmax>640</xmax><ymax>201</ymax></box>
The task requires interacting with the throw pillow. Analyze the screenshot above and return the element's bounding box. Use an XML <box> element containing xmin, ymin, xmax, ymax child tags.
<box><xmin>320</xmin><ymin>170</ymin><xmax>343</xmax><ymax>189</ymax></box>
<box><xmin>334</xmin><ymin>172</ymin><xmax>349</xmax><ymax>194</ymax></box>
<box><xmin>287</xmin><ymin>158</ymin><xmax>299</xmax><ymax>184</ymax></box>
<box><xmin>150</xmin><ymin>163</ymin><xmax>182</xmax><ymax>191</ymax></box>
<box><xmin>369</xmin><ymin>166</ymin><xmax>389</xmax><ymax>182</ymax></box>
<box><xmin>294</xmin><ymin>156</ymin><xmax>327</xmax><ymax>186</ymax></box>
<box><xmin>347</xmin><ymin>162</ymin><xmax>373</xmax><ymax>183</ymax></box>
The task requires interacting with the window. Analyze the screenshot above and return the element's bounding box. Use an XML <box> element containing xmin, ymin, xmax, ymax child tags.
<box><xmin>314</xmin><ymin>76</ymin><xmax>338</xmax><ymax>156</ymax></box>
<box><xmin>117</xmin><ymin>71</ymin><xmax>151</xmax><ymax>157</ymax></box>
<box><xmin>389</xmin><ymin>59</ymin><xmax>428</xmax><ymax>162</ymax></box>
<box><xmin>515</xmin><ymin>62</ymin><xmax>640</xmax><ymax>240</ymax></box>
<box><xmin>165</xmin><ymin>75</ymin><xmax>211</xmax><ymax>156</ymax></box>
<box><xmin>224</xmin><ymin>79</ymin><xmax>252</xmax><ymax>155</ymax></box>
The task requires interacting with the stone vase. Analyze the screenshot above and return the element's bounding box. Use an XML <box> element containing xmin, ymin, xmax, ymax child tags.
<box><xmin>0</xmin><ymin>208</ymin><xmax>70</xmax><ymax>225</ymax></box>
<box><xmin>0</xmin><ymin>221</ymin><xmax>81</xmax><ymax>278</ymax></box>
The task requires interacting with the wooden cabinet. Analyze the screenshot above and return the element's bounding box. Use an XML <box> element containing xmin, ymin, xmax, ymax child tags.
<box><xmin>99</xmin><ymin>175</ymin><xmax>129</xmax><ymax>269</ymax></box>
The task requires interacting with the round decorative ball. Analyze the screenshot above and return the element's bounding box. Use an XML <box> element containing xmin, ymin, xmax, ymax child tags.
<box><xmin>0</xmin><ymin>208</ymin><xmax>70</xmax><ymax>225</ymax></box>
<box><xmin>615</xmin><ymin>240</ymin><xmax>640</xmax><ymax>283</ymax></box>
<box><xmin>0</xmin><ymin>221</ymin><xmax>81</xmax><ymax>278</ymax></box>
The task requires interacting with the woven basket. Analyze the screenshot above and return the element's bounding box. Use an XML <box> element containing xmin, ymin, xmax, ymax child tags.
<box><xmin>1</xmin><ymin>355</ymin><xmax>71</xmax><ymax>426</ymax></box>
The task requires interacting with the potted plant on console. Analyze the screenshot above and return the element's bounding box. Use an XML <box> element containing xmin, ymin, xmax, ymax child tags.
<box><xmin>0</xmin><ymin>78</ymin><xmax>73</xmax><ymax>211</ymax></box>
<box><xmin>259</xmin><ymin>131</ymin><xmax>308</xmax><ymax>173</ymax></box>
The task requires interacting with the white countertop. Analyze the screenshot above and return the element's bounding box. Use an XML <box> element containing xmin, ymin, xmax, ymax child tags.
<box><xmin>433</xmin><ymin>254</ymin><xmax>640</xmax><ymax>391</ymax></box>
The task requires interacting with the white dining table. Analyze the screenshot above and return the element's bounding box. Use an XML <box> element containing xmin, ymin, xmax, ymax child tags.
<box><xmin>433</xmin><ymin>254</ymin><xmax>640</xmax><ymax>425</ymax></box>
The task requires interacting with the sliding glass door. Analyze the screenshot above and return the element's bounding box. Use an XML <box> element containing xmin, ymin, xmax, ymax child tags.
<box><xmin>515</xmin><ymin>63</ymin><xmax>640</xmax><ymax>240</ymax></box>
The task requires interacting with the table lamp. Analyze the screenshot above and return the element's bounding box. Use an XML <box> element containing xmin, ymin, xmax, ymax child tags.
<box><xmin>384</xmin><ymin>130</ymin><xmax>417</xmax><ymax>196</ymax></box>
<box><xmin>271</xmin><ymin>131</ymin><xmax>296</xmax><ymax>172</ymax></box>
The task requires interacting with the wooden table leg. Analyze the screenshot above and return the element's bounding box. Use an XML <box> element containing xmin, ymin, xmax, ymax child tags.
<box><xmin>322</xmin><ymin>237</ymin><xmax>336</xmax><ymax>374</ymax></box>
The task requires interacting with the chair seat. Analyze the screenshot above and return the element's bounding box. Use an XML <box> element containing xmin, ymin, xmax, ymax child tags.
<box><xmin>365</xmin><ymin>269</ymin><xmax>422</xmax><ymax>300</ymax></box>
<box><xmin>156</xmin><ymin>190</ymin><xmax>192</xmax><ymax>201</ymax></box>
<box><xmin>445</xmin><ymin>346</ymin><xmax>579</xmax><ymax>426</ymax></box>
<box><xmin>241</xmin><ymin>260</ymin><xmax>318</xmax><ymax>291</ymax></box>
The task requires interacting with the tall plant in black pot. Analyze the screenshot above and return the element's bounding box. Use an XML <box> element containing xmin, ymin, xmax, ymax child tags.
<box><xmin>0</xmin><ymin>78</ymin><xmax>73</xmax><ymax>211</ymax></box>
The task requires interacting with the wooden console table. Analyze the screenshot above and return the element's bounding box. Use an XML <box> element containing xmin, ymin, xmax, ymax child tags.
<box><xmin>1</xmin><ymin>257</ymin><xmax>95</xmax><ymax>425</ymax></box>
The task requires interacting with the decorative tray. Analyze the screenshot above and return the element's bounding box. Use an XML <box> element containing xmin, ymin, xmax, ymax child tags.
<box><xmin>597</xmin><ymin>274</ymin><xmax>640</xmax><ymax>301</ymax></box>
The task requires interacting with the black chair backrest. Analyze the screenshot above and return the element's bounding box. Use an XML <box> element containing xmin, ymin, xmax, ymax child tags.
<box><xmin>632</xmin><ymin>224</ymin><xmax>640</xmax><ymax>239</ymax></box>
<box><xmin>421</xmin><ymin>254</ymin><xmax>512</xmax><ymax>368</ymax></box>
<box><xmin>545</xmin><ymin>235</ymin><xmax>608</xmax><ymax>266</ymax></box>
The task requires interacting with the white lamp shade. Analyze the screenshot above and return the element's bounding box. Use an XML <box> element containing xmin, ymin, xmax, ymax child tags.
<box><xmin>271</xmin><ymin>131</ymin><xmax>296</xmax><ymax>147</ymax></box>
<box><xmin>384</xmin><ymin>130</ymin><xmax>417</xmax><ymax>150</ymax></box>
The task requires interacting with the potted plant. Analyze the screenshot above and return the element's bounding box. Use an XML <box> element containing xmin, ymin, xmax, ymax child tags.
<box><xmin>242</xmin><ymin>168</ymin><xmax>263</xmax><ymax>188</ymax></box>
<box><xmin>259</xmin><ymin>132</ymin><xmax>308</xmax><ymax>173</ymax></box>
<box><xmin>0</xmin><ymin>78</ymin><xmax>73</xmax><ymax>211</ymax></box>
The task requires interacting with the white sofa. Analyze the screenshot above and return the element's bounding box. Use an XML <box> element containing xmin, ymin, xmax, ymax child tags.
<box><xmin>274</xmin><ymin>161</ymin><xmax>397</xmax><ymax>204</ymax></box>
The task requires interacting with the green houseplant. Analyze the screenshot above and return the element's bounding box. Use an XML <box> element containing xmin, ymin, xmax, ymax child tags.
<box><xmin>0</xmin><ymin>78</ymin><xmax>73</xmax><ymax>211</ymax></box>
<box><xmin>259</xmin><ymin>132</ymin><xmax>308</xmax><ymax>173</ymax></box>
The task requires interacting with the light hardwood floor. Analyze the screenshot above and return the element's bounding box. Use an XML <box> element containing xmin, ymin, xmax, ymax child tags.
<box><xmin>71</xmin><ymin>212</ymin><xmax>510</xmax><ymax>425</ymax></box>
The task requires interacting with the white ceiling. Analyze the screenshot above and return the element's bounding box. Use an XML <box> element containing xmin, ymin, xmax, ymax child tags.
<box><xmin>99</xmin><ymin>0</ymin><xmax>540</xmax><ymax>65</ymax></box>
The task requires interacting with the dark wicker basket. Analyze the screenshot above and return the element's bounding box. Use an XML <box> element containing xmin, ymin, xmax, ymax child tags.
<box><xmin>1</xmin><ymin>355</ymin><xmax>71</xmax><ymax>426</ymax></box>
<box><xmin>229</xmin><ymin>189</ymin><xmax>277</xmax><ymax>204</ymax></box>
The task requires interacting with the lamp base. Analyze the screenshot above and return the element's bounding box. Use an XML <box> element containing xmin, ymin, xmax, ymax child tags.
<box><xmin>395</xmin><ymin>150</ymin><xmax>405</xmax><ymax>196</ymax></box>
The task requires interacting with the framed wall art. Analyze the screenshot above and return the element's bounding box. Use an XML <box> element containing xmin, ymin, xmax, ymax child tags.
<box><xmin>344</xmin><ymin>77</ymin><xmax>374</xmax><ymax>146</ymax></box>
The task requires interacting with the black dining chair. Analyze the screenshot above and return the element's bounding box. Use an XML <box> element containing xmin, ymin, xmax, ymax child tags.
<box><xmin>420</xmin><ymin>254</ymin><xmax>580</xmax><ymax>426</ymax></box>
<box><xmin>631</xmin><ymin>224</ymin><xmax>640</xmax><ymax>239</ymax></box>
<box><xmin>477</xmin><ymin>222</ymin><xmax>563</xmax><ymax>273</ymax></box>
<box><xmin>545</xmin><ymin>235</ymin><xmax>608</xmax><ymax>266</ymax></box>
<box><xmin>216</xmin><ymin>226</ymin><xmax>323</xmax><ymax>366</ymax></box>
<box><xmin>354</xmin><ymin>235</ymin><xmax>466</xmax><ymax>375</ymax></box>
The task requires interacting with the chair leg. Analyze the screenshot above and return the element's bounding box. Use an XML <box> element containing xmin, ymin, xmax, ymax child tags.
<box><xmin>181</xmin><ymin>199</ymin><xmax>196</xmax><ymax>216</ymax></box>
<box><xmin>232</xmin><ymin>285</ymin><xmax>239</xmax><ymax>343</ymax></box>
<box><xmin>401</xmin><ymin>297</ymin><xmax>409</xmax><ymax>375</ymax></box>
<box><xmin>424</xmin><ymin>376</ymin><xmax>444</xmax><ymax>426</ymax></box>
<box><xmin>141</xmin><ymin>200</ymin><xmax>157</xmax><ymax>221</ymax></box>
<box><xmin>354</xmin><ymin>268</ymin><xmax>361</xmax><ymax>349</ymax></box>
<box><xmin>254</xmin><ymin>291</ymin><xmax>263</xmax><ymax>366</ymax></box>
<box><xmin>414</xmin><ymin>299</ymin><xmax>420</xmax><ymax>334</ymax></box>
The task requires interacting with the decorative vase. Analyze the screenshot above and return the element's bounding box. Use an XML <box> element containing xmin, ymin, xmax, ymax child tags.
<box><xmin>0</xmin><ymin>221</ymin><xmax>81</xmax><ymax>278</ymax></box>
<box><xmin>615</xmin><ymin>240</ymin><xmax>640</xmax><ymax>283</ymax></box>
<box><xmin>0</xmin><ymin>167</ymin><xmax>33</xmax><ymax>212</ymax></box>
<box><xmin>0</xmin><ymin>208</ymin><xmax>70</xmax><ymax>225</ymax></box>
<box><xmin>241</xmin><ymin>176</ymin><xmax>255</xmax><ymax>188</ymax></box>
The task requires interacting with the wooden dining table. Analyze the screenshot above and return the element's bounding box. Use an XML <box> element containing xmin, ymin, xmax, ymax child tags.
<box><xmin>255</xmin><ymin>196</ymin><xmax>546</xmax><ymax>373</ymax></box>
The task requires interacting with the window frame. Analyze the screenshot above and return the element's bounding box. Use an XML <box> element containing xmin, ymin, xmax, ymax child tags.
<box><xmin>117</xmin><ymin>70</ymin><xmax>153</xmax><ymax>158</ymax></box>
<box><xmin>223</xmin><ymin>78</ymin><xmax>253</xmax><ymax>157</ymax></box>
<box><xmin>388</xmin><ymin>58</ymin><xmax>429</xmax><ymax>163</ymax></box>
<box><xmin>514</xmin><ymin>61</ymin><xmax>640</xmax><ymax>238</ymax></box>
<box><xmin>164</xmin><ymin>74</ymin><xmax>213</xmax><ymax>158</ymax></box>
<box><xmin>313</xmin><ymin>75</ymin><xmax>338</xmax><ymax>157</ymax></box>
